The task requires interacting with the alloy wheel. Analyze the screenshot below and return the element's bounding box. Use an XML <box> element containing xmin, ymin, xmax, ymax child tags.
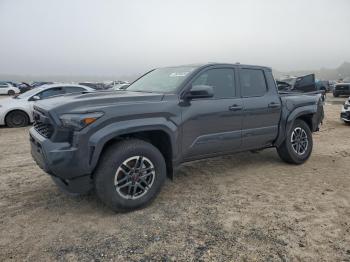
<box><xmin>291</xmin><ymin>127</ymin><xmax>308</xmax><ymax>155</ymax></box>
<box><xmin>114</xmin><ymin>156</ymin><xmax>155</xmax><ymax>200</ymax></box>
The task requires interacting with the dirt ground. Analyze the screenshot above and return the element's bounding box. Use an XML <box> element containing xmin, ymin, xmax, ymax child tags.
<box><xmin>0</xmin><ymin>95</ymin><xmax>349</xmax><ymax>261</ymax></box>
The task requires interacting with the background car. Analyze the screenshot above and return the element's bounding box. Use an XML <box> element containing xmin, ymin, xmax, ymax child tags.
<box><xmin>79</xmin><ymin>82</ymin><xmax>108</xmax><ymax>90</ymax></box>
<box><xmin>111</xmin><ymin>83</ymin><xmax>130</xmax><ymax>90</ymax></box>
<box><xmin>17</xmin><ymin>82</ymin><xmax>32</xmax><ymax>93</ymax></box>
<box><xmin>340</xmin><ymin>97</ymin><xmax>350</xmax><ymax>123</ymax></box>
<box><xmin>277</xmin><ymin>74</ymin><xmax>317</xmax><ymax>92</ymax></box>
<box><xmin>31</xmin><ymin>81</ymin><xmax>54</xmax><ymax>88</ymax></box>
<box><xmin>0</xmin><ymin>83</ymin><xmax>94</xmax><ymax>127</ymax></box>
<box><xmin>333</xmin><ymin>83</ymin><xmax>350</xmax><ymax>97</ymax></box>
<box><xmin>316</xmin><ymin>80</ymin><xmax>331</xmax><ymax>92</ymax></box>
<box><xmin>106</xmin><ymin>80</ymin><xmax>130</xmax><ymax>89</ymax></box>
<box><xmin>0</xmin><ymin>81</ymin><xmax>20</xmax><ymax>96</ymax></box>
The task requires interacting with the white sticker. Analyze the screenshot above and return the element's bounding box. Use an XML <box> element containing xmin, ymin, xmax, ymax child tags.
<box><xmin>169</xmin><ymin>72</ymin><xmax>189</xmax><ymax>77</ymax></box>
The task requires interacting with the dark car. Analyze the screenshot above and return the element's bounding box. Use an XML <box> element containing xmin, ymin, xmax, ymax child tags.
<box><xmin>31</xmin><ymin>82</ymin><xmax>53</xmax><ymax>88</ymax></box>
<box><xmin>333</xmin><ymin>83</ymin><xmax>350</xmax><ymax>97</ymax></box>
<box><xmin>17</xmin><ymin>82</ymin><xmax>32</xmax><ymax>93</ymax></box>
<box><xmin>277</xmin><ymin>74</ymin><xmax>318</xmax><ymax>92</ymax></box>
<box><xmin>30</xmin><ymin>63</ymin><xmax>324</xmax><ymax>212</ymax></box>
<box><xmin>316</xmin><ymin>80</ymin><xmax>331</xmax><ymax>92</ymax></box>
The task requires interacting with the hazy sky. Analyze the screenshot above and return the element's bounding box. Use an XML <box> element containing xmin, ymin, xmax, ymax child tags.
<box><xmin>0</xmin><ymin>0</ymin><xmax>349</xmax><ymax>76</ymax></box>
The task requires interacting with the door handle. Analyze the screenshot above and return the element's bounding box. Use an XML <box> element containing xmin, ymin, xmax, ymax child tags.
<box><xmin>229</xmin><ymin>104</ymin><xmax>243</xmax><ymax>111</ymax></box>
<box><xmin>268</xmin><ymin>102</ymin><xmax>280</xmax><ymax>108</ymax></box>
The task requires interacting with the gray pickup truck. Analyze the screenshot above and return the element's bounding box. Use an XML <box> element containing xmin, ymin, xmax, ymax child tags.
<box><xmin>30</xmin><ymin>63</ymin><xmax>324</xmax><ymax>211</ymax></box>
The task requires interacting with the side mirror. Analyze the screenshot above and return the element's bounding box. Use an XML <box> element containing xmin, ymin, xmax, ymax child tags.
<box><xmin>184</xmin><ymin>85</ymin><xmax>214</xmax><ymax>100</ymax></box>
<box><xmin>32</xmin><ymin>95</ymin><xmax>41</xmax><ymax>101</ymax></box>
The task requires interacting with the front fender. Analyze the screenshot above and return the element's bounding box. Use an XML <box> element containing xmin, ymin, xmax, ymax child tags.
<box><xmin>2</xmin><ymin>106</ymin><xmax>33</xmax><ymax>124</ymax></box>
<box><xmin>88</xmin><ymin>117</ymin><xmax>179</xmax><ymax>171</ymax></box>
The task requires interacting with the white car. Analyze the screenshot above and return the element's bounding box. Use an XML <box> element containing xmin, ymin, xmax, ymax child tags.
<box><xmin>0</xmin><ymin>83</ymin><xmax>94</xmax><ymax>127</ymax></box>
<box><xmin>0</xmin><ymin>82</ymin><xmax>20</xmax><ymax>96</ymax></box>
<box><xmin>340</xmin><ymin>97</ymin><xmax>350</xmax><ymax>123</ymax></box>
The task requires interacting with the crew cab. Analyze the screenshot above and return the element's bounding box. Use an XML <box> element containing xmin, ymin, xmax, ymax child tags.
<box><xmin>29</xmin><ymin>63</ymin><xmax>324</xmax><ymax>211</ymax></box>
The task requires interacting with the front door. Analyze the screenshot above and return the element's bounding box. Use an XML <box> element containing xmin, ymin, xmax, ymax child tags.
<box><xmin>181</xmin><ymin>67</ymin><xmax>243</xmax><ymax>161</ymax></box>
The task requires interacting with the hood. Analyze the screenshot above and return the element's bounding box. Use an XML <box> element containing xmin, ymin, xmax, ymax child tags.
<box><xmin>35</xmin><ymin>90</ymin><xmax>165</xmax><ymax>113</ymax></box>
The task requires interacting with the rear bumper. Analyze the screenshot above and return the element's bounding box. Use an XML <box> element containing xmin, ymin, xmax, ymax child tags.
<box><xmin>29</xmin><ymin>127</ymin><xmax>93</xmax><ymax>194</ymax></box>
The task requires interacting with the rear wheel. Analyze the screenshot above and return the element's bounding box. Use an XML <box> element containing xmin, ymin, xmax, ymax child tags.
<box><xmin>277</xmin><ymin>119</ymin><xmax>313</xmax><ymax>164</ymax></box>
<box><xmin>5</xmin><ymin>111</ymin><xmax>29</xmax><ymax>127</ymax></box>
<box><xmin>94</xmin><ymin>139</ymin><xmax>166</xmax><ymax>212</ymax></box>
<box><xmin>333</xmin><ymin>92</ymin><xmax>339</xmax><ymax>97</ymax></box>
<box><xmin>7</xmin><ymin>90</ymin><xmax>15</xmax><ymax>96</ymax></box>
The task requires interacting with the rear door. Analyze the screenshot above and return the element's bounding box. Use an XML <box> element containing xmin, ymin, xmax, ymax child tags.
<box><xmin>239</xmin><ymin>67</ymin><xmax>281</xmax><ymax>150</ymax></box>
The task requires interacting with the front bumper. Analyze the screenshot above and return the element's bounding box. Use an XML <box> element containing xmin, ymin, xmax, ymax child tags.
<box><xmin>29</xmin><ymin>127</ymin><xmax>93</xmax><ymax>194</ymax></box>
<box><xmin>341</xmin><ymin>108</ymin><xmax>350</xmax><ymax>122</ymax></box>
<box><xmin>0</xmin><ymin>107</ymin><xmax>7</xmax><ymax>125</ymax></box>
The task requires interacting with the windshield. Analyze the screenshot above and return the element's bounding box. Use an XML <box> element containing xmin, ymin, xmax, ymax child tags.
<box><xmin>16</xmin><ymin>88</ymin><xmax>42</xmax><ymax>99</ymax></box>
<box><xmin>127</xmin><ymin>66</ymin><xmax>197</xmax><ymax>93</ymax></box>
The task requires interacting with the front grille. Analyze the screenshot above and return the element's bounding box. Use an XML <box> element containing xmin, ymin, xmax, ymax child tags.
<box><xmin>335</xmin><ymin>85</ymin><xmax>350</xmax><ymax>91</ymax></box>
<box><xmin>34</xmin><ymin>121</ymin><xmax>54</xmax><ymax>138</ymax></box>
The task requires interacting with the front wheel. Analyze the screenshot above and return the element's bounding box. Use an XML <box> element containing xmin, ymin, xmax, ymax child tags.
<box><xmin>94</xmin><ymin>139</ymin><xmax>166</xmax><ymax>212</ymax></box>
<box><xmin>277</xmin><ymin>119</ymin><xmax>313</xmax><ymax>164</ymax></box>
<box><xmin>5</xmin><ymin>110</ymin><xmax>29</xmax><ymax>127</ymax></box>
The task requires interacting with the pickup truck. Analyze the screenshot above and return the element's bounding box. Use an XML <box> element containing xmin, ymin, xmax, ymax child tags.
<box><xmin>29</xmin><ymin>63</ymin><xmax>324</xmax><ymax>211</ymax></box>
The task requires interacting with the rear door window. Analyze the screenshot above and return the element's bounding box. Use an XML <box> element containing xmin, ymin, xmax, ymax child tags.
<box><xmin>240</xmin><ymin>69</ymin><xmax>267</xmax><ymax>97</ymax></box>
<box><xmin>38</xmin><ymin>87</ymin><xmax>64</xmax><ymax>99</ymax></box>
<box><xmin>64</xmin><ymin>86</ymin><xmax>86</xmax><ymax>93</ymax></box>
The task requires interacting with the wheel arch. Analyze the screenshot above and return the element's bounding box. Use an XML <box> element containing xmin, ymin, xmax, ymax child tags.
<box><xmin>274</xmin><ymin>105</ymin><xmax>317</xmax><ymax>147</ymax></box>
<box><xmin>88</xmin><ymin>118</ymin><xmax>179</xmax><ymax>179</ymax></box>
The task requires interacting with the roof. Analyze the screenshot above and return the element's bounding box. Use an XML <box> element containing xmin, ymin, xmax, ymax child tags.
<box><xmin>161</xmin><ymin>62</ymin><xmax>272</xmax><ymax>71</ymax></box>
<box><xmin>38</xmin><ymin>83</ymin><xmax>95</xmax><ymax>91</ymax></box>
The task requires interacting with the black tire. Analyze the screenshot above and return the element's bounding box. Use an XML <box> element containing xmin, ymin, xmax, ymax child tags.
<box><xmin>94</xmin><ymin>139</ymin><xmax>166</xmax><ymax>212</ymax></box>
<box><xmin>333</xmin><ymin>92</ymin><xmax>339</xmax><ymax>97</ymax></box>
<box><xmin>7</xmin><ymin>90</ymin><xmax>15</xmax><ymax>96</ymax></box>
<box><xmin>277</xmin><ymin>119</ymin><xmax>313</xmax><ymax>165</ymax></box>
<box><xmin>5</xmin><ymin>110</ymin><xmax>29</xmax><ymax>127</ymax></box>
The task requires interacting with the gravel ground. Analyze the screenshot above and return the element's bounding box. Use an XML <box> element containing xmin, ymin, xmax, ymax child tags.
<box><xmin>0</xmin><ymin>95</ymin><xmax>349</xmax><ymax>261</ymax></box>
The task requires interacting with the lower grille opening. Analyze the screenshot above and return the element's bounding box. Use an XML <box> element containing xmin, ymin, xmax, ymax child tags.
<box><xmin>34</xmin><ymin>121</ymin><xmax>54</xmax><ymax>138</ymax></box>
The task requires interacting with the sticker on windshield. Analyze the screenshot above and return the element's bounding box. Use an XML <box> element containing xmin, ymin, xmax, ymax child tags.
<box><xmin>169</xmin><ymin>72</ymin><xmax>190</xmax><ymax>77</ymax></box>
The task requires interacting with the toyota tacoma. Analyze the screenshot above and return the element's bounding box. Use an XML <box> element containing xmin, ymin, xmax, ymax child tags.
<box><xmin>30</xmin><ymin>63</ymin><xmax>324</xmax><ymax>211</ymax></box>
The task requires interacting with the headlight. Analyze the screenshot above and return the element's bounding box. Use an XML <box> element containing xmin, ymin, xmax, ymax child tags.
<box><xmin>59</xmin><ymin>112</ymin><xmax>104</xmax><ymax>131</ymax></box>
